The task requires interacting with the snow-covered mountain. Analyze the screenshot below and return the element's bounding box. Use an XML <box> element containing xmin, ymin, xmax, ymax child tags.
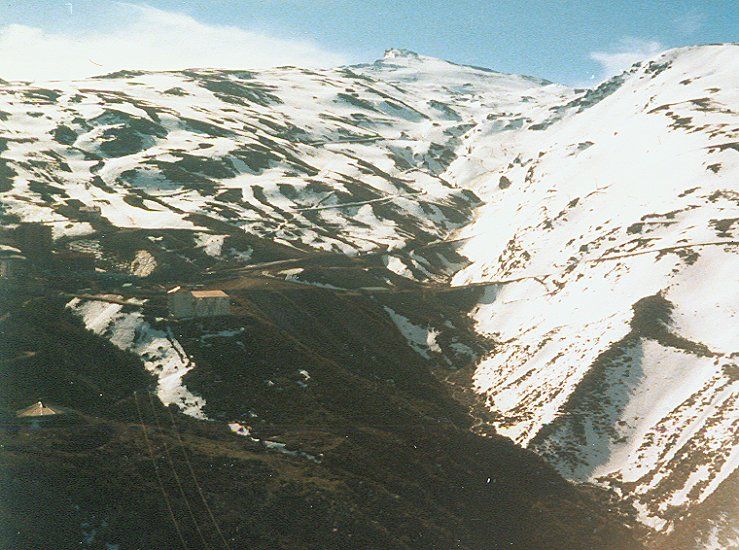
<box><xmin>0</xmin><ymin>48</ymin><xmax>566</xmax><ymax>257</ymax></box>
<box><xmin>1</xmin><ymin>44</ymin><xmax>736</xmax><ymax>547</ymax></box>
<box><xmin>446</xmin><ymin>44</ymin><xmax>738</xmax><ymax>543</ymax></box>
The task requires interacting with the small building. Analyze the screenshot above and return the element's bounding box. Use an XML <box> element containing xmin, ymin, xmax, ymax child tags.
<box><xmin>15</xmin><ymin>223</ymin><xmax>53</xmax><ymax>259</ymax></box>
<box><xmin>16</xmin><ymin>401</ymin><xmax>64</xmax><ymax>418</ymax></box>
<box><xmin>78</xmin><ymin>204</ymin><xmax>102</xmax><ymax>220</ymax></box>
<box><xmin>79</xmin><ymin>205</ymin><xmax>102</xmax><ymax>215</ymax></box>
<box><xmin>168</xmin><ymin>286</ymin><xmax>231</xmax><ymax>319</ymax></box>
<box><xmin>53</xmin><ymin>250</ymin><xmax>96</xmax><ymax>273</ymax></box>
<box><xmin>0</xmin><ymin>245</ymin><xmax>26</xmax><ymax>280</ymax></box>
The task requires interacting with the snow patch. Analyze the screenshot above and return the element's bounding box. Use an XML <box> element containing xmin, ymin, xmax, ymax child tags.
<box><xmin>384</xmin><ymin>306</ymin><xmax>441</xmax><ymax>360</ymax></box>
<box><xmin>67</xmin><ymin>298</ymin><xmax>207</xmax><ymax>419</ymax></box>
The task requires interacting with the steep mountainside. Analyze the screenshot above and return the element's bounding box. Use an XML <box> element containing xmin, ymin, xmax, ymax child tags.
<box><xmin>447</xmin><ymin>44</ymin><xmax>738</xmax><ymax>543</ymax></box>
<box><xmin>0</xmin><ymin>45</ymin><xmax>736</xmax><ymax>549</ymax></box>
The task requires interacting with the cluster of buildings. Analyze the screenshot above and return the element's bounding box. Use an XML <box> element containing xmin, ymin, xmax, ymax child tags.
<box><xmin>0</xmin><ymin>222</ymin><xmax>97</xmax><ymax>286</ymax></box>
<box><xmin>2</xmin><ymin>222</ymin><xmax>234</xmax><ymax>319</ymax></box>
<box><xmin>4</xmin><ymin>215</ymin><xmax>235</xmax><ymax>432</ymax></box>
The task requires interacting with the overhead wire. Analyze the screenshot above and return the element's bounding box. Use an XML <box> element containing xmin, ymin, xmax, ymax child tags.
<box><xmin>146</xmin><ymin>391</ymin><xmax>212</xmax><ymax>550</ymax></box>
<box><xmin>133</xmin><ymin>391</ymin><xmax>190</xmax><ymax>550</ymax></box>
<box><xmin>164</xmin><ymin>402</ymin><xmax>233</xmax><ymax>550</ymax></box>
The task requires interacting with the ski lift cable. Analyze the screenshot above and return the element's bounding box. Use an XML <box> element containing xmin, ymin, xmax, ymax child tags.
<box><xmin>146</xmin><ymin>391</ymin><xmax>213</xmax><ymax>550</ymax></box>
<box><xmin>165</xmin><ymin>402</ymin><xmax>233</xmax><ymax>550</ymax></box>
<box><xmin>133</xmin><ymin>391</ymin><xmax>191</xmax><ymax>550</ymax></box>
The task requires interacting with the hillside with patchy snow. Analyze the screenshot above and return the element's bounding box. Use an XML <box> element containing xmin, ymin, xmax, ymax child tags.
<box><xmin>1</xmin><ymin>44</ymin><xmax>736</xmax><ymax>547</ymax></box>
<box><xmin>0</xmin><ymin>49</ymin><xmax>566</xmax><ymax>261</ymax></box>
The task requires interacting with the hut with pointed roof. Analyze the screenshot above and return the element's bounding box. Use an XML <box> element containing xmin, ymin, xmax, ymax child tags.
<box><xmin>16</xmin><ymin>401</ymin><xmax>64</xmax><ymax>418</ymax></box>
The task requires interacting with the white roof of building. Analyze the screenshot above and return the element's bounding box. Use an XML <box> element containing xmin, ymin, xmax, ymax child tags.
<box><xmin>191</xmin><ymin>290</ymin><xmax>228</xmax><ymax>298</ymax></box>
<box><xmin>167</xmin><ymin>287</ymin><xmax>228</xmax><ymax>298</ymax></box>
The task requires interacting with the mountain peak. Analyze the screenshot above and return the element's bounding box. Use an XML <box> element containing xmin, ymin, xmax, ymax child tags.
<box><xmin>383</xmin><ymin>48</ymin><xmax>421</xmax><ymax>60</ymax></box>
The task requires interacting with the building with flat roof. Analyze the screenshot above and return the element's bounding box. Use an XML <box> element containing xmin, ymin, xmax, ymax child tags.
<box><xmin>168</xmin><ymin>287</ymin><xmax>231</xmax><ymax>319</ymax></box>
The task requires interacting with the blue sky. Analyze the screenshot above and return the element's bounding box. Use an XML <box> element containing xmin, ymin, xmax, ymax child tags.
<box><xmin>0</xmin><ymin>0</ymin><xmax>736</xmax><ymax>83</ymax></box>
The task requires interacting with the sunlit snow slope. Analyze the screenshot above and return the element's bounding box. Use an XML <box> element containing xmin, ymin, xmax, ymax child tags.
<box><xmin>448</xmin><ymin>44</ymin><xmax>738</xmax><ymax>541</ymax></box>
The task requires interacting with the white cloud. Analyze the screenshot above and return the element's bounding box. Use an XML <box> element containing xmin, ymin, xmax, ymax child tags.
<box><xmin>589</xmin><ymin>37</ymin><xmax>665</xmax><ymax>82</ymax></box>
<box><xmin>0</xmin><ymin>3</ymin><xmax>349</xmax><ymax>81</ymax></box>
